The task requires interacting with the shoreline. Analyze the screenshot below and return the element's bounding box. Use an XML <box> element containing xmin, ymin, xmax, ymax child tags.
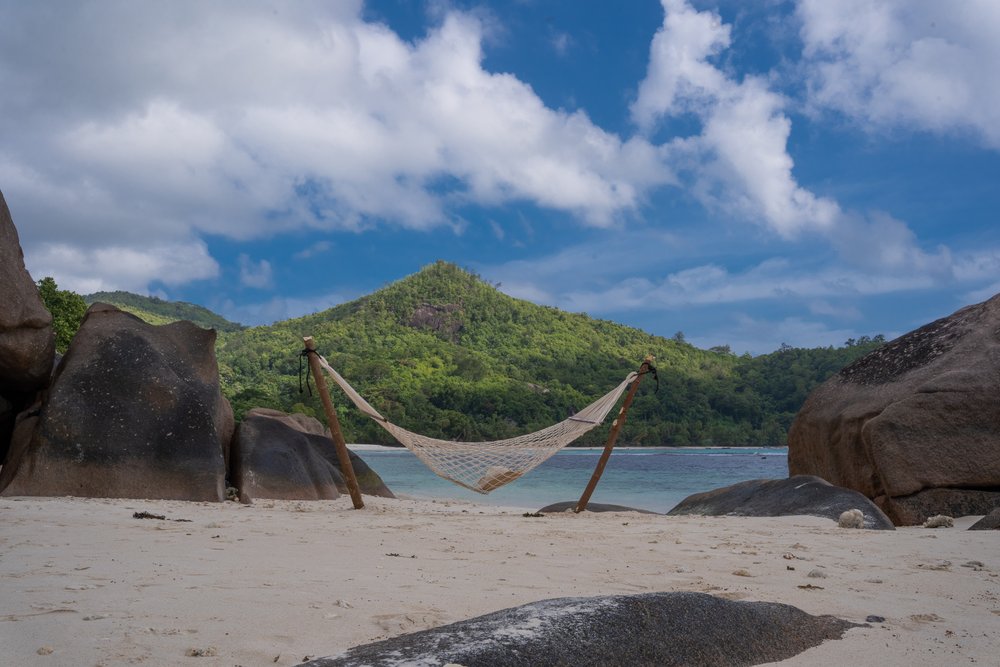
<box><xmin>348</xmin><ymin>443</ymin><xmax>789</xmax><ymax>451</ymax></box>
<box><xmin>1</xmin><ymin>494</ymin><xmax>995</xmax><ymax>666</ymax></box>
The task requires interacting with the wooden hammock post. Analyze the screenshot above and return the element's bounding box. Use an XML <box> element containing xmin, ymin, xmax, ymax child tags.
<box><xmin>303</xmin><ymin>336</ymin><xmax>364</xmax><ymax>509</ymax></box>
<box><xmin>575</xmin><ymin>355</ymin><xmax>654</xmax><ymax>513</ymax></box>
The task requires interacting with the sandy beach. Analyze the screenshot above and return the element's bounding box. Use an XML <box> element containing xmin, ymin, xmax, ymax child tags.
<box><xmin>1</xmin><ymin>494</ymin><xmax>996</xmax><ymax>666</ymax></box>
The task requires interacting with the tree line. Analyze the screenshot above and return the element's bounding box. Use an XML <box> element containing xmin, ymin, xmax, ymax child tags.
<box><xmin>38</xmin><ymin>264</ymin><xmax>885</xmax><ymax>447</ymax></box>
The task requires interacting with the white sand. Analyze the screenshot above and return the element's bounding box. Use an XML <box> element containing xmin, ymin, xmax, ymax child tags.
<box><xmin>1</xmin><ymin>495</ymin><xmax>996</xmax><ymax>666</ymax></box>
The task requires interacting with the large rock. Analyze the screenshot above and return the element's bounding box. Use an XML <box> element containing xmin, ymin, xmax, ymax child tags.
<box><xmin>0</xmin><ymin>190</ymin><xmax>55</xmax><ymax>464</ymax></box>
<box><xmin>303</xmin><ymin>592</ymin><xmax>860</xmax><ymax>667</ymax></box>
<box><xmin>231</xmin><ymin>408</ymin><xmax>394</xmax><ymax>503</ymax></box>
<box><xmin>788</xmin><ymin>295</ymin><xmax>1000</xmax><ymax>525</ymax></box>
<box><xmin>0</xmin><ymin>304</ymin><xmax>232</xmax><ymax>500</ymax></box>
<box><xmin>666</xmin><ymin>475</ymin><xmax>895</xmax><ymax>529</ymax></box>
<box><xmin>0</xmin><ymin>190</ymin><xmax>54</xmax><ymax>395</ymax></box>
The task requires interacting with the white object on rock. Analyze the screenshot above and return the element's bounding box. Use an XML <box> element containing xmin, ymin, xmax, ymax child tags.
<box><xmin>922</xmin><ymin>515</ymin><xmax>954</xmax><ymax>528</ymax></box>
<box><xmin>838</xmin><ymin>509</ymin><xmax>865</xmax><ymax>529</ymax></box>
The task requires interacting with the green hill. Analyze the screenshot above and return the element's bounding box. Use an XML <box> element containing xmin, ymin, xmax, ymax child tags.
<box><xmin>215</xmin><ymin>261</ymin><xmax>882</xmax><ymax>447</ymax></box>
<box><xmin>84</xmin><ymin>291</ymin><xmax>244</xmax><ymax>332</ymax></box>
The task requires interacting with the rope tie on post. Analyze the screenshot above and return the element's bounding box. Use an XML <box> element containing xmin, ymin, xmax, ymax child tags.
<box><xmin>639</xmin><ymin>362</ymin><xmax>659</xmax><ymax>392</ymax></box>
<box><xmin>299</xmin><ymin>348</ymin><xmax>315</xmax><ymax>396</ymax></box>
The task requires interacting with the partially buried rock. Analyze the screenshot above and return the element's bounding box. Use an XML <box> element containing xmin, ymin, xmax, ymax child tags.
<box><xmin>968</xmin><ymin>507</ymin><xmax>1000</xmax><ymax>530</ymax></box>
<box><xmin>0</xmin><ymin>304</ymin><xmax>233</xmax><ymax>501</ymax></box>
<box><xmin>231</xmin><ymin>408</ymin><xmax>394</xmax><ymax>503</ymax></box>
<box><xmin>537</xmin><ymin>501</ymin><xmax>659</xmax><ymax>514</ymax></box>
<box><xmin>788</xmin><ymin>294</ymin><xmax>1000</xmax><ymax>525</ymax></box>
<box><xmin>666</xmin><ymin>476</ymin><xmax>895</xmax><ymax>530</ymax></box>
<box><xmin>301</xmin><ymin>592</ymin><xmax>861</xmax><ymax>667</ymax></box>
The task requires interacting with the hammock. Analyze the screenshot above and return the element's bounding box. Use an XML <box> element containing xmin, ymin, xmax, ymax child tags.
<box><xmin>312</xmin><ymin>353</ymin><xmax>638</xmax><ymax>493</ymax></box>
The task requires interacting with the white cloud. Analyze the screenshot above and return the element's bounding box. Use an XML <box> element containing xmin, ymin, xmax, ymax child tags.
<box><xmin>2</xmin><ymin>2</ymin><xmax>674</xmax><ymax>296</ymax></box>
<box><xmin>23</xmin><ymin>240</ymin><xmax>219</xmax><ymax>295</ymax></box>
<box><xmin>964</xmin><ymin>282</ymin><xmax>1000</xmax><ymax>304</ymax></box>
<box><xmin>808</xmin><ymin>300</ymin><xmax>862</xmax><ymax>320</ymax></box>
<box><xmin>485</xmin><ymin>238</ymin><xmax>968</xmax><ymax>320</ymax></box>
<box><xmin>827</xmin><ymin>211</ymin><xmax>952</xmax><ymax>276</ymax></box>
<box><xmin>238</xmin><ymin>254</ymin><xmax>274</xmax><ymax>290</ymax></box>
<box><xmin>798</xmin><ymin>0</ymin><xmax>1000</xmax><ymax>148</ymax></box>
<box><xmin>294</xmin><ymin>240</ymin><xmax>333</xmax><ymax>260</ymax></box>
<box><xmin>550</xmin><ymin>32</ymin><xmax>572</xmax><ymax>57</ymax></box>
<box><xmin>633</xmin><ymin>0</ymin><xmax>839</xmax><ymax>237</ymax></box>
<box><xmin>488</xmin><ymin>220</ymin><xmax>505</xmax><ymax>241</ymax></box>
<box><xmin>954</xmin><ymin>250</ymin><xmax>1000</xmax><ymax>302</ymax></box>
<box><xmin>692</xmin><ymin>314</ymin><xmax>862</xmax><ymax>356</ymax></box>
<box><xmin>218</xmin><ymin>290</ymin><xmax>353</xmax><ymax>326</ymax></box>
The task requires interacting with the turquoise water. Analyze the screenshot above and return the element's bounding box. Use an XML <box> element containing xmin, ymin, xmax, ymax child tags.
<box><xmin>355</xmin><ymin>447</ymin><xmax>788</xmax><ymax>513</ymax></box>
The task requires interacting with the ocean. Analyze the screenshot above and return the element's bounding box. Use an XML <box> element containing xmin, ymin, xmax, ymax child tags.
<box><xmin>353</xmin><ymin>446</ymin><xmax>789</xmax><ymax>513</ymax></box>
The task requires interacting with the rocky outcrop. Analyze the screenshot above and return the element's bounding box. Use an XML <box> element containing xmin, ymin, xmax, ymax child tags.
<box><xmin>0</xmin><ymin>304</ymin><xmax>232</xmax><ymax>500</ymax></box>
<box><xmin>0</xmin><ymin>190</ymin><xmax>55</xmax><ymax>462</ymax></box>
<box><xmin>231</xmin><ymin>408</ymin><xmax>394</xmax><ymax>503</ymax></box>
<box><xmin>302</xmin><ymin>592</ymin><xmax>861</xmax><ymax>667</ymax></box>
<box><xmin>0</xmin><ymin>190</ymin><xmax>54</xmax><ymax>394</ymax></box>
<box><xmin>969</xmin><ymin>508</ymin><xmax>1000</xmax><ymax>530</ymax></box>
<box><xmin>788</xmin><ymin>295</ymin><xmax>1000</xmax><ymax>525</ymax></box>
<box><xmin>666</xmin><ymin>476</ymin><xmax>895</xmax><ymax>529</ymax></box>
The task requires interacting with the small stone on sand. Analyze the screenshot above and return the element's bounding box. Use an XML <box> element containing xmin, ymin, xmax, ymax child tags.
<box><xmin>922</xmin><ymin>515</ymin><xmax>954</xmax><ymax>528</ymax></box>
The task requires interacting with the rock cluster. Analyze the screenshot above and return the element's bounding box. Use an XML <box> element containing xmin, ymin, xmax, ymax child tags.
<box><xmin>789</xmin><ymin>295</ymin><xmax>1000</xmax><ymax>525</ymax></box>
<box><xmin>0</xmin><ymin>192</ymin><xmax>392</xmax><ymax>502</ymax></box>
<box><xmin>1</xmin><ymin>304</ymin><xmax>233</xmax><ymax>500</ymax></box>
<box><xmin>0</xmin><ymin>303</ymin><xmax>394</xmax><ymax>502</ymax></box>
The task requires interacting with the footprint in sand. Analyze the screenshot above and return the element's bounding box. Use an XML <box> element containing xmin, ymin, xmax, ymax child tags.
<box><xmin>909</xmin><ymin>613</ymin><xmax>944</xmax><ymax>623</ymax></box>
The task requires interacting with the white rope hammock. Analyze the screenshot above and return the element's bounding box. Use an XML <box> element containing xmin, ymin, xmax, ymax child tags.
<box><xmin>313</xmin><ymin>353</ymin><xmax>637</xmax><ymax>493</ymax></box>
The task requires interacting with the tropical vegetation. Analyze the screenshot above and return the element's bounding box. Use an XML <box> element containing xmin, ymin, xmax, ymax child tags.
<box><xmin>38</xmin><ymin>262</ymin><xmax>885</xmax><ymax>447</ymax></box>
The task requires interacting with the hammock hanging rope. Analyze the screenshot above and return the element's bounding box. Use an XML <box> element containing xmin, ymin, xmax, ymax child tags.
<box><xmin>310</xmin><ymin>352</ymin><xmax>639</xmax><ymax>493</ymax></box>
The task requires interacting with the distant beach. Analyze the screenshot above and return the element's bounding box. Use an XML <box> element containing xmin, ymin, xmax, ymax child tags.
<box><xmin>1</xmin><ymin>495</ymin><xmax>995</xmax><ymax>666</ymax></box>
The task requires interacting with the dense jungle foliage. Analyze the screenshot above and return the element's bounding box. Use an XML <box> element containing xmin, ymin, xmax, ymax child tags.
<box><xmin>44</xmin><ymin>262</ymin><xmax>884</xmax><ymax>446</ymax></box>
<box><xmin>37</xmin><ymin>277</ymin><xmax>87</xmax><ymax>353</ymax></box>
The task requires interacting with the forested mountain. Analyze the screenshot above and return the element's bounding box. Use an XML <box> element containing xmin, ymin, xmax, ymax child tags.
<box><xmin>39</xmin><ymin>263</ymin><xmax>881</xmax><ymax>446</ymax></box>
<box><xmin>84</xmin><ymin>291</ymin><xmax>244</xmax><ymax>332</ymax></box>
<box><xmin>213</xmin><ymin>261</ymin><xmax>883</xmax><ymax>447</ymax></box>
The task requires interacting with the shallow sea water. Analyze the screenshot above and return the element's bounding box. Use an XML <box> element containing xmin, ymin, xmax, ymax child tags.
<box><xmin>354</xmin><ymin>446</ymin><xmax>789</xmax><ymax>513</ymax></box>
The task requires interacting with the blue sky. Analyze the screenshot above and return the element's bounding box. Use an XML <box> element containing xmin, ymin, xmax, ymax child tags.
<box><xmin>2</xmin><ymin>0</ymin><xmax>998</xmax><ymax>354</ymax></box>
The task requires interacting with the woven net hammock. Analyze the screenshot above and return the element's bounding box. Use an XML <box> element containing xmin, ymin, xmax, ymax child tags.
<box><xmin>313</xmin><ymin>354</ymin><xmax>637</xmax><ymax>493</ymax></box>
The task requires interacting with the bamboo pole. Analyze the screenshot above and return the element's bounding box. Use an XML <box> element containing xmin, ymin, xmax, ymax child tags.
<box><xmin>303</xmin><ymin>336</ymin><xmax>364</xmax><ymax>509</ymax></box>
<box><xmin>575</xmin><ymin>355</ymin><xmax>654</xmax><ymax>513</ymax></box>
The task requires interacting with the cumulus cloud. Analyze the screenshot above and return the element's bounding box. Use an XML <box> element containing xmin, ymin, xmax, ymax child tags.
<box><xmin>294</xmin><ymin>240</ymin><xmax>333</xmax><ymax>260</ymax></box>
<box><xmin>486</xmin><ymin>238</ymin><xmax>954</xmax><ymax>321</ymax></box>
<box><xmin>238</xmin><ymin>254</ymin><xmax>274</xmax><ymax>290</ymax></box>
<box><xmin>632</xmin><ymin>0</ymin><xmax>839</xmax><ymax>237</ymax></box>
<box><xmin>1</xmin><ymin>0</ymin><xmax>673</xmax><ymax>295</ymax></box>
<box><xmin>798</xmin><ymin>0</ymin><xmax>1000</xmax><ymax>148</ymax></box>
<box><xmin>828</xmin><ymin>211</ymin><xmax>953</xmax><ymax>277</ymax></box>
<box><xmin>23</xmin><ymin>240</ymin><xmax>219</xmax><ymax>295</ymax></box>
<box><xmin>218</xmin><ymin>290</ymin><xmax>353</xmax><ymax>326</ymax></box>
<box><xmin>692</xmin><ymin>314</ymin><xmax>863</xmax><ymax>356</ymax></box>
<box><xmin>629</xmin><ymin>0</ymin><xmax>966</xmax><ymax>284</ymax></box>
